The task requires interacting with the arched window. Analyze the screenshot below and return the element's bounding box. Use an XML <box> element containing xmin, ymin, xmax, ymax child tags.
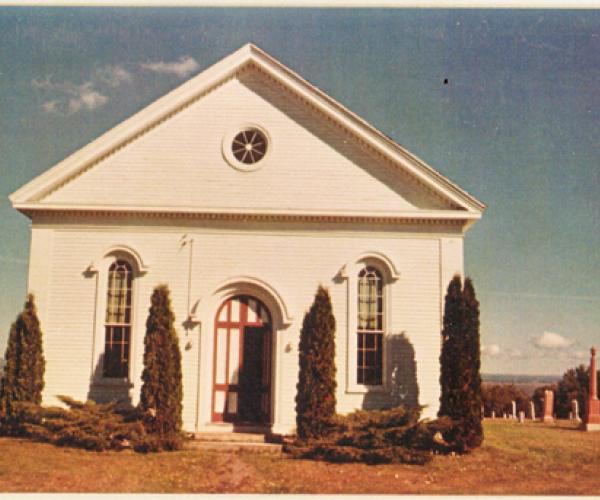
<box><xmin>103</xmin><ymin>259</ymin><xmax>133</xmax><ymax>378</ymax></box>
<box><xmin>357</xmin><ymin>265</ymin><xmax>383</xmax><ymax>385</ymax></box>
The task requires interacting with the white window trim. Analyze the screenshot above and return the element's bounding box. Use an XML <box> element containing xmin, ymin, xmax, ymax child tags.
<box><xmin>340</xmin><ymin>253</ymin><xmax>399</xmax><ymax>394</ymax></box>
<box><xmin>90</xmin><ymin>249</ymin><xmax>146</xmax><ymax>386</ymax></box>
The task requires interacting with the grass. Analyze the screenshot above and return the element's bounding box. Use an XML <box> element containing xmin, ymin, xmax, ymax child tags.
<box><xmin>0</xmin><ymin>420</ymin><xmax>599</xmax><ymax>493</ymax></box>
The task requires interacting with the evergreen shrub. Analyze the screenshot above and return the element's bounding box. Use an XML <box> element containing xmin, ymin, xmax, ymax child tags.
<box><xmin>0</xmin><ymin>295</ymin><xmax>45</xmax><ymax>434</ymax></box>
<box><xmin>139</xmin><ymin>285</ymin><xmax>184</xmax><ymax>450</ymax></box>
<box><xmin>438</xmin><ymin>276</ymin><xmax>483</xmax><ymax>451</ymax></box>
<box><xmin>8</xmin><ymin>395</ymin><xmax>184</xmax><ymax>453</ymax></box>
<box><xmin>295</xmin><ymin>285</ymin><xmax>337</xmax><ymax>440</ymax></box>
<box><xmin>12</xmin><ymin>396</ymin><xmax>147</xmax><ymax>451</ymax></box>
<box><xmin>285</xmin><ymin>406</ymin><xmax>453</xmax><ymax>465</ymax></box>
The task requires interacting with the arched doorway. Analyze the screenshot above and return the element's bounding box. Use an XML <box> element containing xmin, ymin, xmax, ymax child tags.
<box><xmin>212</xmin><ymin>295</ymin><xmax>272</xmax><ymax>424</ymax></box>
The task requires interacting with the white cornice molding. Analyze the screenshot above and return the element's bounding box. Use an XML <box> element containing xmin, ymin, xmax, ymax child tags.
<box><xmin>14</xmin><ymin>203</ymin><xmax>481</xmax><ymax>223</ymax></box>
<box><xmin>10</xmin><ymin>43</ymin><xmax>485</xmax><ymax>216</ymax></box>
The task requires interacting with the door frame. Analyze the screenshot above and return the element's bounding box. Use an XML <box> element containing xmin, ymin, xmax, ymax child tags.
<box><xmin>211</xmin><ymin>294</ymin><xmax>272</xmax><ymax>424</ymax></box>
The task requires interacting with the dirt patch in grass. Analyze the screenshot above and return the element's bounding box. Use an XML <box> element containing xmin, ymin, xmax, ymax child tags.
<box><xmin>0</xmin><ymin>420</ymin><xmax>598</xmax><ymax>494</ymax></box>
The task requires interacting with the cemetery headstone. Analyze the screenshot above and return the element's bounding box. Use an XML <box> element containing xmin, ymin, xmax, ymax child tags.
<box><xmin>512</xmin><ymin>400</ymin><xmax>517</xmax><ymax>419</ymax></box>
<box><xmin>518</xmin><ymin>411</ymin><xmax>525</xmax><ymax>423</ymax></box>
<box><xmin>543</xmin><ymin>389</ymin><xmax>554</xmax><ymax>424</ymax></box>
<box><xmin>572</xmin><ymin>399</ymin><xmax>581</xmax><ymax>423</ymax></box>
<box><xmin>530</xmin><ymin>401</ymin><xmax>536</xmax><ymax>420</ymax></box>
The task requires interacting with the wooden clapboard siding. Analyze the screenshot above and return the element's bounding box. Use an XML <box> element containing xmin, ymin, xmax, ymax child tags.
<box><xmin>29</xmin><ymin>217</ymin><xmax>463</xmax><ymax>432</ymax></box>
<box><xmin>42</xmin><ymin>71</ymin><xmax>453</xmax><ymax>213</ymax></box>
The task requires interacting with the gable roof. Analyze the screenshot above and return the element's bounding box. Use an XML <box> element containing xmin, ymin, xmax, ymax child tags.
<box><xmin>10</xmin><ymin>43</ymin><xmax>485</xmax><ymax>223</ymax></box>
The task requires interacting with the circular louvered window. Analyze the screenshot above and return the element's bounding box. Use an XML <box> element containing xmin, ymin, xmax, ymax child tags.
<box><xmin>222</xmin><ymin>125</ymin><xmax>271</xmax><ymax>172</ymax></box>
<box><xmin>231</xmin><ymin>129</ymin><xmax>267</xmax><ymax>165</ymax></box>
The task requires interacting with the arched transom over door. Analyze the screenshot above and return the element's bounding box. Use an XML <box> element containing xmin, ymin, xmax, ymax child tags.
<box><xmin>212</xmin><ymin>295</ymin><xmax>272</xmax><ymax>424</ymax></box>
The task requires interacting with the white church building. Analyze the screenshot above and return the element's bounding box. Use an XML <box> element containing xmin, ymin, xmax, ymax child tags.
<box><xmin>10</xmin><ymin>44</ymin><xmax>484</xmax><ymax>435</ymax></box>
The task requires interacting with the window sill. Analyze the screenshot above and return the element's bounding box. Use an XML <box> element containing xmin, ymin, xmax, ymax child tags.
<box><xmin>346</xmin><ymin>383</ymin><xmax>389</xmax><ymax>394</ymax></box>
<box><xmin>92</xmin><ymin>378</ymin><xmax>134</xmax><ymax>388</ymax></box>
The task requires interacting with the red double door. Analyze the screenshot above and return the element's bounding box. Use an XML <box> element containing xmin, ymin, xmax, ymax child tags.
<box><xmin>212</xmin><ymin>295</ymin><xmax>272</xmax><ymax>424</ymax></box>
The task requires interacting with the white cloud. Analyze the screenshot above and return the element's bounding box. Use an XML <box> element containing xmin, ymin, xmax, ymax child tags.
<box><xmin>574</xmin><ymin>350</ymin><xmax>589</xmax><ymax>360</ymax></box>
<box><xmin>140</xmin><ymin>56</ymin><xmax>199</xmax><ymax>78</ymax></box>
<box><xmin>33</xmin><ymin>78</ymin><xmax>108</xmax><ymax>115</ymax></box>
<box><xmin>482</xmin><ymin>344</ymin><xmax>501</xmax><ymax>357</ymax></box>
<box><xmin>534</xmin><ymin>331</ymin><xmax>574</xmax><ymax>350</ymax></box>
<box><xmin>67</xmin><ymin>84</ymin><xmax>108</xmax><ymax>114</ymax></box>
<box><xmin>97</xmin><ymin>65</ymin><xmax>132</xmax><ymax>87</ymax></box>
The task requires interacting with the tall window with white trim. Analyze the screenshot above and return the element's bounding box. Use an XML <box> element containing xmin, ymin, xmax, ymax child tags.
<box><xmin>103</xmin><ymin>260</ymin><xmax>133</xmax><ymax>378</ymax></box>
<box><xmin>357</xmin><ymin>265</ymin><xmax>383</xmax><ymax>385</ymax></box>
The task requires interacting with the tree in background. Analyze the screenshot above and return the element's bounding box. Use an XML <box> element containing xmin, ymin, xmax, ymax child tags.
<box><xmin>438</xmin><ymin>276</ymin><xmax>483</xmax><ymax>450</ymax></box>
<box><xmin>295</xmin><ymin>285</ymin><xmax>337</xmax><ymax>440</ymax></box>
<box><xmin>0</xmin><ymin>295</ymin><xmax>45</xmax><ymax>425</ymax></box>
<box><xmin>555</xmin><ymin>364</ymin><xmax>600</xmax><ymax>419</ymax></box>
<box><xmin>481</xmin><ymin>383</ymin><xmax>531</xmax><ymax>416</ymax></box>
<box><xmin>139</xmin><ymin>285</ymin><xmax>183</xmax><ymax>439</ymax></box>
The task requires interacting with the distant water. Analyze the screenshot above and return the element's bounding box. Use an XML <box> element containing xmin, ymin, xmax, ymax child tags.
<box><xmin>0</xmin><ymin>363</ymin><xmax>561</xmax><ymax>386</ymax></box>
<box><xmin>482</xmin><ymin>373</ymin><xmax>561</xmax><ymax>384</ymax></box>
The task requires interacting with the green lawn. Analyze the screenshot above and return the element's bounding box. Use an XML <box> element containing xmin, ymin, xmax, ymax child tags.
<box><xmin>0</xmin><ymin>420</ymin><xmax>598</xmax><ymax>494</ymax></box>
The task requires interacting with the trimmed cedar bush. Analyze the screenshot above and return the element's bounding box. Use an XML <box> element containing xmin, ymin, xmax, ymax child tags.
<box><xmin>139</xmin><ymin>285</ymin><xmax>183</xmax><ymax>448</ymax></box>
<box><xmin>295</xmin><ymin>285</ymin><xmax>337</xmax><ymax>440</ymax></box>
<box><xmin>462</xmin><ymin>279</ymin><xmax>483</xmax><ymax>446</ymax></box>
<box><xmin>285</xmin><ymin>406</ymin><xmax>453</xmax><ymax>465</ymax></box>
<box><xmin>438</xmin><ymin>276</ymin><xmax>463</xmax><ymax>418</ymax></box>
<box><xmin>0</xmin><ymin>294</ymin><xmax>45</xmax><ymax>433</ymax></box>
<box><xmin>438</xmin><ymin>276</ymin><xmax>483</xmax><ymax>451</ymax></box>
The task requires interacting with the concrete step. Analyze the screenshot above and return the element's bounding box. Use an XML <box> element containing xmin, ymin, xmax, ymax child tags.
<box><xmin>184</xmin><ymin>439</ymin><xmax>282</xmax><ymax>454</ymax></box>
<box><xmin>192</xmin><ymin>431</ymin><xmax>267</xmax><ymax>443</ymax></box>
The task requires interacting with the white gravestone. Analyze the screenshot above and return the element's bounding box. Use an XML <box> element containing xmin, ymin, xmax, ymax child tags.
<box><xmin>572</xmin><ymin>399</ymin><xmax>581</xmax><ymax>423</ymax></box>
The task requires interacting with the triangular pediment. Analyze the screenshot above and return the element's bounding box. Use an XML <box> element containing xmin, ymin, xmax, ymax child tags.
<box><xmin>10</xmin><ymin>44</ymin><xmax>484</xmax><ymax>223</ymax></box>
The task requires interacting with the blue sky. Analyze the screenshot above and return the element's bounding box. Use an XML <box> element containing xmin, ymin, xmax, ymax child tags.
<box><xmin>1</xmin><ymin>8</ymin><xmax>599</xmax><ymax>375</ymax></box>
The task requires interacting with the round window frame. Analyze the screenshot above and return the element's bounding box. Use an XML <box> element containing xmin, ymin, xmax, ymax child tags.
<box><xmin>222</xmin><ymin>124</ymin><xmax>271</xmax><ymax>172</ymax></box>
